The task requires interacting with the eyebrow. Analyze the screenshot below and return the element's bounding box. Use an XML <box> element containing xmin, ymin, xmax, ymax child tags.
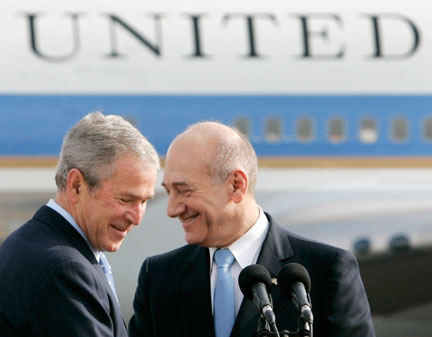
<box><xmin>120</xmin><ymin>191</ymin><xmax>155</xmax><ymax>200</ymax></box>
<box><xmin>161</xmin><ymin>181</ymin><xmax>192</xmax><ymax>188</ymax></box>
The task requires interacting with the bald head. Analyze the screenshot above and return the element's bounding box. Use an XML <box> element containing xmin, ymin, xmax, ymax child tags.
<box><xmin>169</xmin><ymin>121</ymin><xmax>258</xmax><ymax>193</ymax></box>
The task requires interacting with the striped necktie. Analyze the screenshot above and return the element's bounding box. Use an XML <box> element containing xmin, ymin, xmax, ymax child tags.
<box><xmin>99</xmin><ymin>252</ymin><xmax>119</xmax><ymax>303</ymax></box>
<box><xmin>214</xmin><ymin>248</ymin><xmax>236</xmax><ymax>337</ymax></box>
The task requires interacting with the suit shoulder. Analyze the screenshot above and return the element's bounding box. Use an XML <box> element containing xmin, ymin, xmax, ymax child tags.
<box><xmin>272</xmin><ymin>223</ymin><xmax>355</xmax><ymax>266</ymax></box>
<box><xmin>265</xmin><ymin>212</ymin><xmax>348</xmax><ymax>258</ymax></box>
<box><xmin>0</xmin><ymin>223</ymin><xmax>102</xmax><ymax>325</ymax></box>
<box><xmin>135</xmin><ymin>244</ymin><xmax>207</xmax><ymax>285</ymax></box>
<box><xmin>283</xmin><ymin>228</ymin><xmax>359</xmax><ymax>278</ymax></box>
<box><xmin>0</xmin><ymin>216</ymin><xmax>95</xmax><ymax>290</ymax></box>
<box><xmin>146</xmin><ymin>244</ymin><xmax>202</xmax><ymax>267</ymax></box>
<box><xmin>3</xmin><ymin>217</ymin><xmax>87</xmax><ymax>260</ymax></box>
<box><xmin>289</xmin><ymin>230</ymin><xmax>345</xmax><ymax>255</ymax></box>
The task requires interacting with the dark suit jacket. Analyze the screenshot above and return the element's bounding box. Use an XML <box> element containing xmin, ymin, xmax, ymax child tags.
<box><xmin>129</xmin><ymin>212</ymin><xmax>375</xmax><ymax>337</ymax></box>
<box><xmin>0</xmin><ymin>205</ymin><xmax>128</xmax><ymax>337</ymax></box>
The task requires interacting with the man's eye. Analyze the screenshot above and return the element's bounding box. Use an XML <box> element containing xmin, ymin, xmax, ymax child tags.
<box><xmin>179</xmin><ymin>190</ymin><xmax>190</xmax><ymax>195</ymax></box>
<box><xmin>120</xmin><ymin>198</ymin><xmax>132</xmax><ymax>203</ymax></box>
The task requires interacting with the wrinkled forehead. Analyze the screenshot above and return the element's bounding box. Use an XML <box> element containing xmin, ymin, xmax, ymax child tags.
<box><xmin>163</xmin><ymin>138</ymin><xmax>212</xmax><ymax>185</ymax></box>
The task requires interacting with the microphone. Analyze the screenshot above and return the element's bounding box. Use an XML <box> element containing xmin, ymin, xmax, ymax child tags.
<box><xmin>277</xmin><ymin>263</ymin><xmax>313</xmax><ymax>325</ymax></box>
<box><xmin>238</xmin><ymin>264</ymin><xmax>278</xmax><ymax>331</ymax></box>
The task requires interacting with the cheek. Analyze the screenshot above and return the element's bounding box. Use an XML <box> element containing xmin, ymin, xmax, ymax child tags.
<box><xmin>92</xmin><ymin>203</ymin><xmax>121</xmax><ymax>229</ymax></box>
<box><xmin>104</xmin><ymin>200</ymin><xmax>124</xmax><ymax>216</ymax></box>
<box><xmin>189</xmin><ymin>225</ymin><xmax>209</xmax><ymax>244</ymax></box>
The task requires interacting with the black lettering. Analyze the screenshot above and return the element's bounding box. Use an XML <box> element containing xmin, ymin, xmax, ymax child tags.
<box><xmin>222</xmin><ymin>14</ymin><xmax>278</xmax><ymax>58</ymax></box>
<box><xmin>184</xmin><ymin>14</ymin><xmax>208</xmax><ymax>58</ymax></box>
<box><xmin>23</xmin><ymin>12</ymin><xmax>81</xmax><ymax>62</ymax></box>
<box><xmin>365</xmin><ymin>14</ymin><xmax>420</xmax><ymax>59</ymax></box>
<box><xmin>293</xmin><ymin>14</ymin><xmax>345</xmax><ymax>59</ymax></box>
<box><xmin>104</xmin><ymin>14</ymin><xmax>163</xmax><ymax>58</ymax></box>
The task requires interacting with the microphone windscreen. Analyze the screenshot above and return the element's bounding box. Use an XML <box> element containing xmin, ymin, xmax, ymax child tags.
<box><xmin>238</xmin><ymin>264</ymin><xmax>273</xmax><ymax>300</ymax></box>
<box><xmin>277</xmin><ymin>263</ymin><xmax>311</xmax><ymax>298</ymax></box>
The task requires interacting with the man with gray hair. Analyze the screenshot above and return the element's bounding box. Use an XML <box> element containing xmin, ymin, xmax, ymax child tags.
<box><xmin>0</xmin><ymin>112</ymin><xmax>159</xmax><ymax>337</ymax></box>
<box><xmin>129</xmin><ymin>121</ymin><xmax>375</xmax><ymax>337</ymax></box>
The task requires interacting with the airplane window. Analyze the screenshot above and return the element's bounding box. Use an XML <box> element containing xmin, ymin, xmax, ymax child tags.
<box><xmin>391</xmin><ymin>117</ymin><xmax>409</xmax><ymax>142</ymax></box>
<box><xmin>233</xmin><ymin>117</ymin><xmax>251</xmax><ymax>139</ymax></box>
<box><xmin>296</xmin><ymin>117</ymin><xmax>314</xmax><ymax>142</ymax></box>
<box><xmin>328</xmin><ymin>117</ymin><xmax>346</xmax><ymax>143</ymax></box>
<box><xmin>422</xmin><ymin>117</ymin><xmax>432</xmax><ymax>142</ymax></box>
<box><xmin>359</xmin><ymin>118</ymin><xmax>377</xmax><ymax>144</ymax></box>
<box><xmin>265</xmin><ymin>118</ymin><xmax>282</xmax><ymax>142</ymax></box>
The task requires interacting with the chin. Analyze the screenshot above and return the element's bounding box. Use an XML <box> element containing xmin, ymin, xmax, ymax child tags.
<box><xmin>104</xmin><ymin>242</ymin><xmax>122</xmax><ymax>252</ymax></box>
<box><xmin>185</xmin><ymin>234</ymin><xmax>202</xmax><ymax>246</ymax></box>
<box><xmin>186</xmin><ymin>237</ymin><xmax>212</xmax><ymax>248</ymax></box>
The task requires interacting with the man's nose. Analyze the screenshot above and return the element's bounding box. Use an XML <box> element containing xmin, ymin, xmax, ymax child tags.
<box><xmin>125</xmin><ymin>202</ymin><xmax>146</xmax><ymax>225</ymax></box>
<box><xmin>166</xmin><ymin>195</ymin><xmax>185</xmax><ymax>218</ymax></box>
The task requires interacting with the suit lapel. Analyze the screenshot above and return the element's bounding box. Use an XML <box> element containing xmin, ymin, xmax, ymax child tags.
<box><xmin>231</xmin><ymin>213</ymin><xmax>294</xmax><ymax>337</ymax></box>
<box><xmin>179</xmin><ymin>246</ymin><xmax>215</xmax><ymax>337</ymax></box>
<box><xmin>33</xmin><ymin>205</ymin><xmax>98</xmax><ymax>264</ymax></box>
<box><xmin>33</xmin><ymin>206</ymin><xmax>121</xmax><ymax>311</ymax></box>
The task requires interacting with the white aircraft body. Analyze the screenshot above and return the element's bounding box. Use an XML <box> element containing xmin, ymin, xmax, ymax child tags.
<box><xmin>1</xmin><ymin>1</ymin><xmax>432</xmax><ymax>336</ymax></box>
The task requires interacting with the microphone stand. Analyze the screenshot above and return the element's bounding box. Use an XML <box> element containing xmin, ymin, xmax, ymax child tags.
<box><xmin>256</xmin><ymin>314</ymin><xmax>281</xmax><ymax>337</ymax></box>
<box><xmin>257</xmin><ymin>316</ymin><xmax>312</xmax><ymax>337</ymax></box>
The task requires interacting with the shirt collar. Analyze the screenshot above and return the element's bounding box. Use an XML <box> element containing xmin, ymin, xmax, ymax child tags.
<box><xmin>47</xmin><ymin>199</ymin><xmax>100</xmax><ymax>262</ymax></box>
<box><xmin>209</xmin><ymin>205</ymin><xmax>269</xmax><ymax>269</ymax></box>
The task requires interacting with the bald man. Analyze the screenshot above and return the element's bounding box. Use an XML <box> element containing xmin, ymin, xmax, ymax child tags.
<box><xmin>129</xmin><ymin>121</ymin><xmax>375</xmax><ymax>337</ymax></box>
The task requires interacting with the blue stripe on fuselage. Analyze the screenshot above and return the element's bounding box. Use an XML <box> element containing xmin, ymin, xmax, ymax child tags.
<box><xmin>1</xmin><ymin>94</ymin><xmax>432</xmax><ymax>156</ymax></box>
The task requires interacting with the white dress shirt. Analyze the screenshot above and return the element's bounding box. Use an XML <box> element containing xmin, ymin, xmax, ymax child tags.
<box><xmin>209</xmin><ymin>206</ymin><xmax>269</xmax><ymax>316</ymax></box>
<box><xmin>47</xmin><ymin>199</ymin><xmax>100</xmax><ymax>262</ymax></box>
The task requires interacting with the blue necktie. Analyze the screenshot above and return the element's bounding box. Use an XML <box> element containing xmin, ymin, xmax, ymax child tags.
<box><xmin>214</xmin><ymin>249</ymin><xmax>236</xmax><ymax>337</ymax></box>
<box><xmin>99</xmin><ymin>252</ymin><xmax>119</xmax><ymax>303</ymax></box>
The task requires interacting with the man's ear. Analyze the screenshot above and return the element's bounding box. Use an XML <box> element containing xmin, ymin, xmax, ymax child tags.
<box><xmin>66</xmin><ymin>168</ymin><xmax>85</xmax><ymax>203</ymax></box>
<box><xmin>228</xmin><ymin>170</ymin><xmax>248</xmax><ymax>204</ymax></box>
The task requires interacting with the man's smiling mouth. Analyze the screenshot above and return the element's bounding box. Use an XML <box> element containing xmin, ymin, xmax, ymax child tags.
<box><xmin>182</xmin><ymin>215</ymin><xmax>199</xmax><ymax>223</ymax></box>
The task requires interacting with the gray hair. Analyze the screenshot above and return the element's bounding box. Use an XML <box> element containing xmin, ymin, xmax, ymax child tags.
<box><xmin>185</xmin><ymin>121</ymin><xmax>258</xmax><ymax>193</ymax></box>
<box><xmin>55</xmin><ymin>112</ymin><xmax>159</xmax><ymax>191</ymax></box>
